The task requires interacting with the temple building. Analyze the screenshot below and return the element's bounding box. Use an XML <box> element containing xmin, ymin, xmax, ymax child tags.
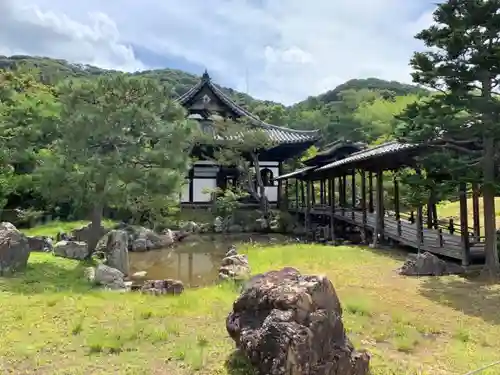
<box><xmin>176</xmin><ymin>71</ymin><xmax>320</xmax><ymax>205</ymax></box>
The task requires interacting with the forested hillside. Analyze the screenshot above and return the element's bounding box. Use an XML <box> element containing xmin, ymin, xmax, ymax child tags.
<box><xmin>0</xmin><ymin>55</ymin><xmax>428</xmax><ymax>146</ymax></box>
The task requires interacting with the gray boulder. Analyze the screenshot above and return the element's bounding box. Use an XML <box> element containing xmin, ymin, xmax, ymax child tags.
<box><xmin>27</xmin><ymin>236</ymin><xmax>53</xmax><ymax>252</ymax></box>
<box><xmin>93</xmin><ymin>263</ymin><xmax>126</xmax><ymax>290</ymax></box>
<box><xmin>53</xmin><ymin>240</ymin><xmax>88</xmax><ymax>260</ymax></box>
<box><xmin>180</xmin><ymin>221</ymin><xmax>199</xmax><ymax>233</ymax></box>
<box><xmin>399</xmin><ymin>252</ymin><xmax>465</xmax><ymax>276</ymax></box>
<box><xmin>141</xmin><ymin>279</ymin><xmax>184</xmax><ymax>296</ymax></box>
<box><xmin>0</xmin><ymin>222</ymin><xmax>31</xmax><ymax>276</ymax></box>
<box><xmin>96</xmin><ymin>230</ymin><xmax>130</xmax><ymax>276</ymax></box>
<box><xmin>226</xmin><ymin>267</ymin><xmax>370</xmax><ymax>375</ymax></box>
<box><xmin>219</xmin><ymin>254</ymin><xmax>251</xmax><ymax>281</ymax></box>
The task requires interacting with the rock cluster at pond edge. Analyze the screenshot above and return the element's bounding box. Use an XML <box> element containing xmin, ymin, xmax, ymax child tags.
<box><xmin>53</xmin><ymin>240</ymin><xmax>88</xmax><ymax>260</ymax></box>
<box><xmin>226</xmin><ymin>267</ymin><xmax>370</xmax><ymax>375</ymax></box>
<box><xmin>219</xmin><ymin>245</ymin><xmax>251</xmax><ymax>281</ymax></box>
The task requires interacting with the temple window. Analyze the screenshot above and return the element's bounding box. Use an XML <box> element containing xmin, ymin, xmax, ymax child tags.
<box><xmin>260</xmin><ymin>168</ymin><xmax>274</xmax><ymax>187</ymax></box>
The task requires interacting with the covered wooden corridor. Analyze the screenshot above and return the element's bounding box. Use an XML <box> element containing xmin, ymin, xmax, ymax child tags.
<box><xmin>277</xmin><ymin>141</ymin><xmax>485</xmax><ymax>266</ymax></box>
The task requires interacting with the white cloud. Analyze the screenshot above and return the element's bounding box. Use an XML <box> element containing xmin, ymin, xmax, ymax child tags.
<box><xmin>0</xmin><ymin>0</ymin><xmax>437</xmax><ymax>104</ymax></box>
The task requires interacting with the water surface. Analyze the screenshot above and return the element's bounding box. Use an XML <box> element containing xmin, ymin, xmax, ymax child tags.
<box><xmin>128</xmin><ymin>233</ymin><xmax>285</xmax><ymax>287</ymax></box>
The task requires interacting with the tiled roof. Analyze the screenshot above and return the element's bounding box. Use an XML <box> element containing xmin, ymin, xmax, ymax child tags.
<box><xmin>317</xmin><ymin>141</ymin><xmax>420</xmax><ymax>171</ymax></box>
<box><xmin>275</xmin><ymin>166</ymin><xmax>317</xmax><ymax>181</ymax></box>
<box><xmin>177</xmin><ymin>71</ymin><xmax>320</xmax><ymax>144</ymax></box>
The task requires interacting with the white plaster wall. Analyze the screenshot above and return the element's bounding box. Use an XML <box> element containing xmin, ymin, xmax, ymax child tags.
<box><xmin>193</xmin><ymin>178</ymin><xmax>216</xmax><ymax>202</ymax></box>
<box><xmin>259</xmin><ymin>161</ymin><xmax>279</xmax><ymax>167</ymax></box>
<box><xmin>264</xmin><ymin>186</ymin><xmax>278</xmax><ymax>202</ymax></box>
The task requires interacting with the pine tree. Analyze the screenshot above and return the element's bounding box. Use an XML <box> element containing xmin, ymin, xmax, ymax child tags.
<box><xmin>396</xmin><ymin>0</ymin><xmax>500</xmax><ymax>274</ymax></box>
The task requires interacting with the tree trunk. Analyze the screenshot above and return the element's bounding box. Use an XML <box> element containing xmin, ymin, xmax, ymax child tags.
<box><xmin>250</xmin><ymin>153</ymin><xmax>270</xmax><ymax>218</ymax></box>
<box><xmin>482</xmin><ymin>135</ymin><xmax>499</xmax><ymax>276</ymax></box>
<box><xmin>481</xmin><ymin>77</ymin><xmax>500</xmax><ymax>276</ymax></box>
<box><xmin>87</xmin><ymin>180</ymin><xmax>106</xmax><ymax>257</ymax></box>
<box><xmin>87</xmin><ymin>201</ymin><xmax>104</xmax><ymax>256</ymax></box>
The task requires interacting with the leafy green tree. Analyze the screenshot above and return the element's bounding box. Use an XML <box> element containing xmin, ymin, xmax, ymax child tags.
<box><xmin>0</xmin><ymin>69</ymin><xmax>61</xmax><ymax>212</ymax></box>
<box><xmin>33</xmin><ymin>75</ymin><xmax>194</xmax><ymax>253</ymax></box>
<box><xmin>196</xmin><ymin>117</ymin><xmax>276</xmax><ymax>222</ymax></box>
<box><xmin>355</xmin><ymin>94</ymin><xmax>421</xmax><ymax>142</ymax></box>
<box><xmin>395</xmin><ymin>0</ymin><xmax>500</xmax><ymax>273</ymax></box>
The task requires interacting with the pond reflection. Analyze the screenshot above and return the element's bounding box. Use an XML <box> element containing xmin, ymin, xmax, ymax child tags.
<box><xmin>128</xmin><ymin>234</ymin><xmax>283</xmax><ymax>287</ymax></box>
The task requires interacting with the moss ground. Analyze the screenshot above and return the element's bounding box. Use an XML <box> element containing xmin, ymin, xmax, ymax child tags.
<box><xmin>21</xmin><ymin>219</ymin><xmax>116</xmax><ymax>238</ymax></box>
<box><xmin>1</xmin><ymin>227</ymin><xmax>500</xmax><ymax>374</ymax></box>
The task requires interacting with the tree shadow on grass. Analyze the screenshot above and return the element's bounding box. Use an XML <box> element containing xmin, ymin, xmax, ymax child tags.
<box><xmin>0</xmin><ymin>257</ymin><xmax>95</xmax><ymax>295</ymax></box>
<box><xmin>224</xmin><ymin>350</ymin><xmax>256</xmax><ymax>375</ymax></box>
<box><xmin>419</xmin><ymin>275</ymin><xmax>500</xmax><ymax>325</ymax></box>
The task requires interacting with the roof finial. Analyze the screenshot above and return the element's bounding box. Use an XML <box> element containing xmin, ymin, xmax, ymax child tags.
<box><xmin>202</xmin><ymin>69</ymin><xmax>210</xmax><ymax>81</ymax></box>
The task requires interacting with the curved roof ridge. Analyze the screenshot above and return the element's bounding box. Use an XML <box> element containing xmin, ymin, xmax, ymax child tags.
<box><xmin>208</xmin><ymin>81</ymin><xmax>319</xmax><ymax>135</ymax></box>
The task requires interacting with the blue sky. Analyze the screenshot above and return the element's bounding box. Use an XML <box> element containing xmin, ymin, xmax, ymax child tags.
<box><xmin>0</xmin><ymin>0</ymin><xmax>437</xmax><ymax>104</ymax></box>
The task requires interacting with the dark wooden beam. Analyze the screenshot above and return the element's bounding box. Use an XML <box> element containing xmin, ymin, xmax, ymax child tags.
<box><xmin>188</xmin><ymin>168</ymin><xmax>194</xmax><ymax>202</ymax></box>
<box><xmin>295</xmin><ymin>179</ymin><xmax>299</xmax><ymax>213</ymax></box>
<box><xmin>472</xmin><ymin>183</ymin><xmax>480</xmax><ymax>241</ymax></box>
<box><xmin>277</xmin><ymin>162</ymin><xmax>283</xmax><ymax>208</ymax></box>
<box><xmin>351</xmin><ymin>169</ymin><xmax>356</xmax><ymax>221</ymax></box>
<box><xmin>328</xmin><ymin>177</ymin><xmax>335</xmax><ymax>241</ymax></box>
<box><xmin>394</xmin><ymin>175</ymin><xmax>401</xmax><ymax>237</ymax></box>
<box><xmin>459</xmin><ymin>182</ymin><xmax>471</xmax><ymax>266</ymax></box>
<box><xmin>360</xmin><ymin>169</ymin><xmax>368</xmax><ymax>242</ymax></box>
<box><xmin>368</xmin><ymin>172</ymin><xmax>374</xmax><ymax>213</ymax></box>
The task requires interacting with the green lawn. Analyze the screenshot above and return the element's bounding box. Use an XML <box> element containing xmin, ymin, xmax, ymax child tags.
<box><xmin>20</xmin><ymin>219</ymin><xmax>117</xmax><ymax>237</ymax></box>
<box><xmin>1</xmin><ymin>237</ymin><xmax>500</xmax><ymax>374</ymax></box>
<box><xmin>437</xmin><ymin>197</ymin><xmax>500</xmax><ymax>235</ymax></box>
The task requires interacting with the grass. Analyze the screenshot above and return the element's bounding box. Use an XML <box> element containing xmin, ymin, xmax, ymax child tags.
<box><xmin>437</xmin><ymin>197</ymin><xmax>500</xmax><ymax>234</ymax></box>
<box><xmin>20</xmin><ymin>219</ymin><xmax>117</xmax><ymax>237</ymax></box>
<box><xmin>1</xmin><ymin>220</ymin><xmax>500</xmax><ymax>374</ymax></box>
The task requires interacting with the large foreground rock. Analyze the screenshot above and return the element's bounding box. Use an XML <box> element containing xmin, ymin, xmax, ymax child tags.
<box><xmin>97</xmin><ymin>230</ymin><xmax>130</xmax><ymax>275</ymax></box>
<box><xmin>0</xmin><ymin>222</ymin><xmax>31</xmax><ymax>276</ymax></box>
<box><xmin>399</xmin><ymin>252</ymin><xmax>465</xmax><ymax>276</ymax></box>
<box><xmin>53</xmin><ymin>240</ymin><xmax>88</xmax><ymax>260</ymax></box>
<box><xmin>226</xmin><ymin>267</ymin><xmax>370</xmax><ymax>375</ymax></box>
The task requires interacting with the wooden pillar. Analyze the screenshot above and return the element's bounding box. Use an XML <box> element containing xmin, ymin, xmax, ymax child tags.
<box><xmin>459</xmin><ymin>182</ymin><xmax>471</xmax><ymax>266</ymax></box>
<box><xmin>188</xmin><ymin>168</ymin><xmax>194</xmax><ymax>202</ymax></box>
<box><xmin>368</xmin><ymin>172</ymin><xmax>374</xmax><ymax>213</ymax></box>
<box><xmin>328</xmin><ymin>177</ymin><xmax>335</xmax><ymax>241</ymax></box>
<box><xmin>373</xmin><ymin>169</ymin><xmax>384</xmax><ymax>246</ymax></box>
<box><xmin>331</xmin><ymin>176</ymin><xmax>336</xmax><ymax>240</ymax></box>
<box><xmin>300</xmin><ymin>180</ymin><xmax>305</xmax><ymax>210</ymax></box>
<box><xmin>394</xmin><ymin>175</ymin><xmax>401</xmax><ymax>237</ymax></box>
<box><xmin>341</xmin><ymin>175</ymin><xmax>347</xmax><ymax>215</ymax></box>
<box><xmin>416</xmin><ymin>204</ymin><xmax>424</xmax><ymax>251</ymax></box>
<box><xmin>311</xmin><ymin>180</ymin><xmax>316</xmax><ymax>207</ymax></box>
<box><xmin>295</xmin><ymin>179</ymin><xmax>299</xmax><ymax>213</ymax></box>
<box><xmin>319</xmin><ymin>178</ymin><xmax>325</xmax><ymax>204</ymax></box>
<box><xmin>426</xmin><ymin>195</ymin><xmax>433</xmax><ymax>229</ymax></box>
<box><xmin>432</xmin><ymin>204</ymin><xmax>438</xmax><ymax>230</ymax></box>
<box><xmin>360</xmin><ymin>169</ymin><xmax>368</xmax><ymax>242</ymax></box>
<box><xmin>415</xmin><ymin>169</ymin><xmax>424</xmax><ymax>250</ymax></box>
<box><xmin>305</xmin><ymin>180</ymin><xmax>312</xmax><ymax>235</ymax></box>
<box><xmin>351</xmin><ymin>169</ymin><xmax>356</xmax><ymax>221</ymax></box>
<box><xmin>282</xmin><ymin>179</ymin><xmax>288</xmax><ymax>210</ymax></box>
<box><xmin>277</xmin><ymin>162</ymin><xmax>283</xmax><ymax>207</ymax></box>
<box><xmin>472</xmin><ymin>183</ymin><xmax>480</xmax><ymax>241</ymax></box>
